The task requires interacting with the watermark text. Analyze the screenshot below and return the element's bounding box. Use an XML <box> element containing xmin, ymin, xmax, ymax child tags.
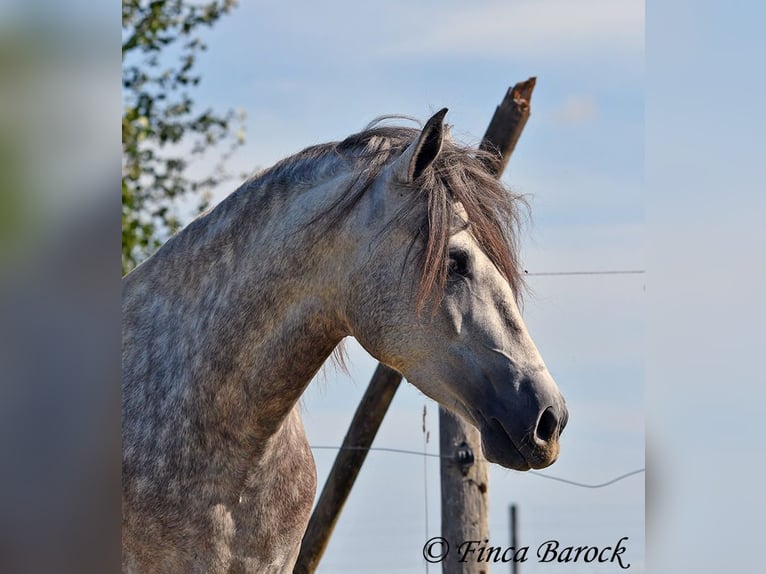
<box><xmin>422</xmin><ymin>536</ymin><xmax>631</xmax><ymax>569</ymax></box>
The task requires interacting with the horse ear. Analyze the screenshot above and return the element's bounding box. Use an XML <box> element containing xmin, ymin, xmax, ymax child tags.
<box><xmin>394</xmin><ymin>108</ymin><xmax>448</xmax><ymax>183</ymax></box>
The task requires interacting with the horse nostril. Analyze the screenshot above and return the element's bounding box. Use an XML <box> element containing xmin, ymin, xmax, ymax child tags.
<box><xmin>536</xmin><ymin>406</ymin><xmax>559</xmax><ymax>443</ymax></box>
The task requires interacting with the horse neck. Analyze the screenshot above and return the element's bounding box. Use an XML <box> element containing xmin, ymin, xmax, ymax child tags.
<box><xmin>124</xmin><ymin>170</ymin><xmax>358</xmax><ymax>448</ymax></box>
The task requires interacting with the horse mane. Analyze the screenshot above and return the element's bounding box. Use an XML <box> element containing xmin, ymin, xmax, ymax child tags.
<box><xmin>245</xmin><ymin>118</ymin><xmax>528</xmax><ymax>310</ymax></box>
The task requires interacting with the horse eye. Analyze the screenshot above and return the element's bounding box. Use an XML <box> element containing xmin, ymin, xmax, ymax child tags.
<box><xmin>448</xmin><ymin>249</ymin><xmax>471</xmax><ymax>278</ymax></box>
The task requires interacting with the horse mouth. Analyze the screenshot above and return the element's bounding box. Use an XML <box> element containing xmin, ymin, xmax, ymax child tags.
<box><xmin>480</xmin><ymin>418</ymin><xmax>532</xmax><ymax>471</ymax></box>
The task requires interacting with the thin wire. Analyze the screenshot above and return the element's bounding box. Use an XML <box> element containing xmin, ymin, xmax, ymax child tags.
<box><xmin>311</xmin><ymin>445</ymin><xmax>444</xmax><ymax>458</ymax></box>
<box><xmin>524</xmin><ymin>270</ymin><xmax>645</xmax><ymax>276</ymax></box>
<box><xmin>310</xmin><ymin>445</ymin><xmax>645</xmax><ymax>489</ymax></box>
<box><xmin>526</xmin><ymin>468</ymin><xmax>645</xmax><ymax>489</ymax></box>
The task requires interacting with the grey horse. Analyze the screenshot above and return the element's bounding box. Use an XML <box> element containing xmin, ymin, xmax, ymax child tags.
<box><xmin>122</xmin><ymin>109</ymin><xmax>567</xmax><ymax>572</ymax></box>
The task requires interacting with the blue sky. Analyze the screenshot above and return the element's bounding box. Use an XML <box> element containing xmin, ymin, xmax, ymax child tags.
<box><xmin>184</xmin><ymin>1</ymin><xmax>645</xmax><ymax>571</ymax></box>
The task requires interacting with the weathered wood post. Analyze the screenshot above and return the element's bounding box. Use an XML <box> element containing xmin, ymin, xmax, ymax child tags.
<box><xmin>478</xmin><ymin>78</ymin><xmax>536</xmax><ymax>177</ymax></box>
<box><xmin>294</xmin><ymin>78</ymin><xmax>536</xmax><ymax>574</ymax></box>
<box><xmin>439</xmin><ymin>408</ymin><xmax>490</xmax><ymax>574</ymax></box>
<box><xmin>439</xmin><ymin>78</ymin><xmax>536</xmax><ymax>574</ymax></box>
<box><xmin>509</xmin><ymin>504</ymin><xmax>519</xmax><ymax>574</ymax></box>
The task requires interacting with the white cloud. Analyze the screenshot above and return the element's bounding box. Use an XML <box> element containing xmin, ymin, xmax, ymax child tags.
<box><xmin>386</xmin><ymin>0</ymin><xmax>644</xmax><ymax>61</ymax></box>
<box><xmin>550</xmin><ymin>94</ymin><xmax>599</xmax><ymax>125</ymax></box>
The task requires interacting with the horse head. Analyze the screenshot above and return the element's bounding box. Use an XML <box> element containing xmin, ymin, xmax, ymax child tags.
<box><xmin>341</xmin><ymin>109</ymin><xmax>567</xmax><ymax>471</ymax></box>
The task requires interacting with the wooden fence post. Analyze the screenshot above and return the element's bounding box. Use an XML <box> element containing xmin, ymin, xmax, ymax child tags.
<box><xmin>509</xmin><ymin>504</ymin><xmax>519</xmax><ymax>574</ymax></box>
<box><xmin>479</xmin><ymin>78</ymin><xmax>536</xmax><ymax>178</ymax></box>
<box><xmin>439</xmin><ymin>408</ymin><xmax>490</xmax><ymax>574</ymax></box>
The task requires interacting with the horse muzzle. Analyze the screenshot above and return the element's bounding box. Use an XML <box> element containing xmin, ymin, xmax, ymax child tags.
<box><xmin>477</xmin><ymin>387</ymin><xmax>568</xmax><ymax>471</ymax></box>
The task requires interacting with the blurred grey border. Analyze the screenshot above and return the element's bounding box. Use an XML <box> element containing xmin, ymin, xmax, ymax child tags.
<box><xmin>0</xmin><ymin>2</ymin><xmax>120</xmax><ymax>573</ymax></box>
<box><xmin>647</xmin><ymin>1</ymin><xmax>765</xmax><ymax>573</ymax></box>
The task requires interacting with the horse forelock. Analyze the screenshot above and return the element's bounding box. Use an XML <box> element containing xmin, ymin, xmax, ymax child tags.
<box><xmin>412</xmin><ymin>137</ymin><xmax>529</xmax><ymax>311</ymax></box>
<box><xmin>244</xmin><ymin>121</ymin><xmax>528</xmax><ymax>310</ymax></box>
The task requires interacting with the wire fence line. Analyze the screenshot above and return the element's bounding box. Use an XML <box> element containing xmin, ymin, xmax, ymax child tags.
<box><xmin>523</xmin><ymin>269</ymin><xmax>645</xmax><ymax>276</ymax></box>
<box><xmin>309</xmin><ymin>445</ymin><xmax>644</xmax><ymax>489</ymax></box>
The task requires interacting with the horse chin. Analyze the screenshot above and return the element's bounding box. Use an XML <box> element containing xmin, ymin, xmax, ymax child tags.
<box><xmin>480</xmin><ymin>419</ymin><xmax>532</xmax><ymax>471</ymax></box>
<box><xmin>479</xmin><ymin>418</ymin><xmax>559</xmax><ymax>471</ymax></box>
